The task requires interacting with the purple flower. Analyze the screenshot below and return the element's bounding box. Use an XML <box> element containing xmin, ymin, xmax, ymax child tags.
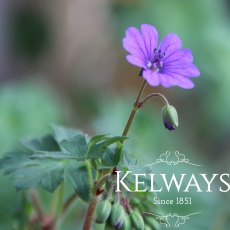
<box><xmin>123</xmin><ymin>24</ymin><xmax>200</xmax><ymax>89</ymax></box>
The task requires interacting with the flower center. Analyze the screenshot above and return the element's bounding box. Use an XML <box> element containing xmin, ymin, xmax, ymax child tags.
<box><xmin>147</xmin><ymin>48</ymin><xmax>165</xmax><ymax>72</ymax></box>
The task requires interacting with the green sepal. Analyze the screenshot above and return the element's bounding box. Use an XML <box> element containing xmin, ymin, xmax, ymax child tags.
<box><xmin>144</xmin><ymin>216</ymin><xmax>160</xmax><ymax>230</ymax></box>
<box><xmin>95</xmin><ymin>200</ymin><xmax>112</xmax><ymax>224</ymax></box>
<box><xmin>121</xmin><ymin>213</ymin><xmax>132</xmax><ymax>230</ymax></box>
<box><xmin>110</xmin><ymin>203</ymin><xmax>125</xmax><ymax>228</ymax></box>
<box><xmin>130</xmin><ymin>210</ymin><xmax>145</xmax><ymax>230</ymax></box>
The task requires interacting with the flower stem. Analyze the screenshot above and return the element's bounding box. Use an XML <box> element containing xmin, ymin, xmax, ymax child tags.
<box><xmin>106</xmin><ymin>183</ymin><xmax>115</xmax><ymax>200</ymax></box>
<box><xmin>54</xmin><ymin>181</ymin><xmax>64</xmax><ymax>224</ymax></box>
<box><xmin>82</xmin><ymin>79</ymin><xmax>147</xmax><ymax>230</ymax></box>
<box><xmin>139</xmin><ymin>92</ymin><xmax>169</xmax><ymax>107</ymax></box>
<box><xmin>86</xmin><ymin>160</ymin><xmax>94</xmax><ymax>192</ymax></box>
<box><xmin>29</xmin><ymin>190</ymin><xmax>44</xmax><ymax>222</ymax></box>
<box><xmin>83</xmin><ymin>195</ymin><xmax>98</xmax><ymax>230</ymax></box>
<box><xmin>82</xmin><ymin>160</ymin><xmax>96</xmax><ymax>230</ymax></box>
<box><xmin>94</xmin><ymin>174</ymin><xmax>111</xmax><ymax>192</ymax></box>
<box><xmin>122</xmin><ymin>79</ymin><xmax>147</xmax><ymax>137</ymax></box>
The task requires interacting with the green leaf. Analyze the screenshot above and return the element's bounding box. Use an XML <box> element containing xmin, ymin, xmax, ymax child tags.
<box><xmin>39</xmin><ymin>161</ymin><xmax>64</xmax><ymax>192</ymax></box>
<box><xmin>87</xmin><ymin>136</ymin><xmax>127</xmax><ymax>159</ymax></box>
<box><xmin>29</xmin><ymin>151</ymin><xmax>77</xmax><ymax>160</ymax></box>
<box><xmin>13</xmin><ymin>160</ymin><xmax>64</xmax><ymax>192</ymax></box>
<box><xmin>66</xmin><ymin>163</ymin><xmax>90</xmax><ymax>202</ymax></box>
<box><xmin>60</xmin><ymin>135</ymin><xmax>87</xmax><ymax>160</ymax></box>
<box><xmin>88</xmin><ymin>134</ymin><xmax>108</xmax><ymax>148</ymax></box>
<box><xmin>51</xmin><ymin>125</ymin><xmax>83</xmax><ymax>143</ymax></box>
<box><xmin>0</xmin><ymin>152</ymin><xmax>64</xmax><ymax>192</ymax></box>
<box><xmin>100</xmin><ymin>136</ymin><xmax>127</xmax><ymax>147</ymax></box>
<box><xmin>0</xmin><ymin>152</ymin><xmax>38</xmax><ymax>175</ymax></box>
<box><xmin>114</xmin><ymin>142</ymin><xmax>124</xmax><ymax>165</ymax></box>
<box><xmin>0</xmin><ymin>131</ymin><xmax>128</xmax><ymax>200</ymax></box>
<box><xmin>20</xmin><ymin>134</ymin><xmax>60</xmax><ymax>153</ymax></box>
<box><xmin>101</xmin><ymin>148</ymin><xmax>115</xmax><ymax>166</ymax></box>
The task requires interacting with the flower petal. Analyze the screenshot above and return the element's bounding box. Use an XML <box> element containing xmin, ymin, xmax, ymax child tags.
<box><xmin>140</xmin><ymin>24</ymin><xmax>158</xmax><ymax>59</ymax></box>
<box><xmin>162</xmin><ymin>62</ymin><xmax>200</xmax><ymax>77</ymax></box>
<box><xmin>126</xmin><ymin>55</ymin><xmax>146</xmax><ymax>68</ymax></box>
<box><xmin>159</xmin><ymin>73</ymin><xmax>195</xmax><ymax>89</ymax></box>
<box><xmin>123</xmin><ymin>27</ymin><xmax>148</xmax><ymax>61</ymax></box>
<box><xmin>159</xmin><ymin>33</ymin><xmax>182</xmax><ymax>57</ymax></box>
<box><xmin>158</xmin><ymin>73</ymin><xmax>173</xmax><ymax>88</ymax></box>
<box><xmin>164</xmin><ymin>48</ymin><xmax>193</xmax><ymax>63</ymax></box>
<box><xmin>143</xmin><ymin>70</ymin><xmax>160</xmax><ymax>86</ymax></box>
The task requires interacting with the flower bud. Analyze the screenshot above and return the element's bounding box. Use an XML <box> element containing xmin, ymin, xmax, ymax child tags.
<box><xmin>95</xmin><ymin>200</ymin><xmax>112</xmax><ymax>224</ymax></box>
<box><xmin>110</xmin><ymin>204</ymin><xmax>125</xmax><ymax>229</ymax></box>
<box><xmin>144</xmin><ymin>216</ymin><xmax>160</xmax><ymax>230</ymax></box>
<box><xmin>121</xmin><ymin>214</ymin><xmax>131</xmax><ymax>230</ymax></box>
<box><xmin>130</xmin><ymin>210</ymin><xmax>145</xmax><ymax>230</ymax></box>
<box><xmin>144</xmin><ymin>225</ymin><xmax>152</xmax><ymax>230</ymax></box>
<box><xmin>130</xmin><ymin>197</ymin><xmax>140</xmax><ymax>206</ymax></box>
<box><xmin>161</xmin><ymin>105</ymin><xmax>178</xmax><ymax>131</ymax></box>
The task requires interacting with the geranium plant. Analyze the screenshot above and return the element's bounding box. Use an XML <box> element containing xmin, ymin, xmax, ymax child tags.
<box><xmin>0</xmin><ymin>24</ymin><xmax>199</xmax><ymax>230</ymax></box>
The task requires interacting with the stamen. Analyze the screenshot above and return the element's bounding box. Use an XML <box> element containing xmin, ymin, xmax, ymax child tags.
<box><xmin>147</xmin><ymin>61</ymin><xmax>152</xmax><ymax>69</ymax></box>
<box><xmin>159</xmin><ymin>61</ymin><xmax>163</xmax><ymax>68</ymax></box>
<box><xmin>150</xmin><ymin>48</ymin><xmax>165</xmax><ymax>71</ymax></box>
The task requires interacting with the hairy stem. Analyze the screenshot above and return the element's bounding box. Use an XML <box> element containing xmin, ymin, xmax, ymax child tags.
<box><xmin>122</xmin><ymin>79</ymin><xmax>147</xmax><ymax>137</ymax></box>
<box><xmin>29</xmin><ymin>190</ymin><xmax>44</xmax><ymax>222</ymax></box>
<box><xmin>139</xmin><ymin>92</ymin><xmax>169</xmax><ymax>107</ymax></box>
<box><xmin>82</xmin><ymin>79</ymin><xmax>147</xmax><ymax>230</ymax></box>
<box><xmin>54</xmin><ymin>181</ymin><xmax>64</xmax><ymax>224</ymax></box>
<box><xmin>82</xmin><ymin>161</ymin><xmax>96</xmax><ymax>230</ymax></box>
<box><xmin>86</xmin><ymin>160</ymin><xmax>94</xmax><ymax>192</ymax></box>
<box><xmin>83</xmin><ymin>195</ymin><xmax>98</xmax><ymax>230</ymax></box>
<box><xmin>94</xmin><ymin>174</ymin><xmax>111</xmax><ymax>192</ymax></box>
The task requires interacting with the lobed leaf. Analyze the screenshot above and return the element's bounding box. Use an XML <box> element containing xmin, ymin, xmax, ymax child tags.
<box><xmin>0</xmin><ymin>152</ymin><xmax>38</xmax><ymax>175</ymax></box>
<box><xmin>66</xmin><ymin>163</ymin><xmax>90</xmax><ymax>202</ymax></box>
<box><xmin>87</xmin><ymin>136</ymin><xmax>127</xmax><ymax>159</ymax></box>
<box><xmin>60</xmin><ymin>135</ymin><xmax>88</xmax><ymax>160</ymax></box>
<box><xmin>0</xmin><ymin>128</ymin><xmax>129</xmax><ymax>200</ymax></box>
<box><xmin>88</xmin><ymin>134</ymin><xmax>108</xmax><ymax>148</ymax></box>
<box><xmin>51</xmin><ymin>124</ymin><xmax>83</xmax><ymax>143</ymax></box>
<box><xmin>0</xmin><ymin>152</ymin><xmax>64</xmax><ymax>192</ymax></box>
<box><xmin>29</xmin><ymin>151</ymin><xmax>77</xmax><ymax>160</ymax></box>
<box><xmin>0</xmin><ymin>151</ymin><xmax>89</xmax><ymax>198</ymax></box>
<box><xmin>20</xmin><ymin>134</ymin><xmax>60</xmax><ymax>153</ymax></box>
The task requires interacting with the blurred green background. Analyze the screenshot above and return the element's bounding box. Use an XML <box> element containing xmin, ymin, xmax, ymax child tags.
<box><xmin>0</xmin><ymin>0</ymin><xmax>230</xmax><ymax>229</ymax></box>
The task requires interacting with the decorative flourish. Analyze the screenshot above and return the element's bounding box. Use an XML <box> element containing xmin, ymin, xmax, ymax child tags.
<box><xmin>145</xmin><ymin>151</ymin><xmax>202</xmax><ymax>166</ymax></box>
<box><xmin>144</xmin><ymin>212</ymin><xmax>202</xmax><ymax>228</ymax></box>
<box><xmin>123</xmin><ymin>24</ymin><xmax>200</xmax><ymax>89</ymax></box>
